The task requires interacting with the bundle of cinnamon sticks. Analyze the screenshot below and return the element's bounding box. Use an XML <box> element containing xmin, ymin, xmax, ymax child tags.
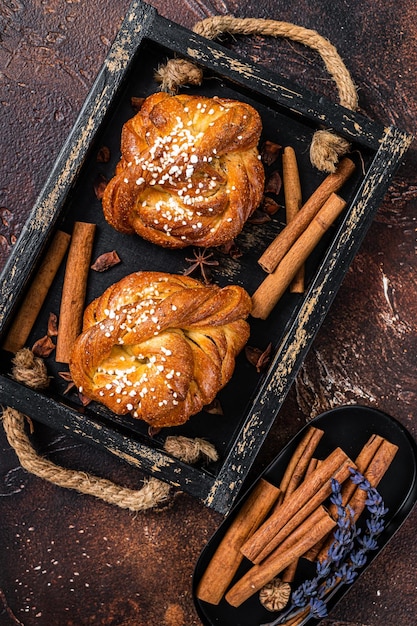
<box><xmin>196</xmin><ymin>425</ymin><xmax>398</xmax><ymax>611</ymax></box>
<box><xmin>251</xmin><ymin>150</ymin><xmax>356</xmax><ymax>319</ymax></box>
<box><xmin>3</xmin><ymin>221</ymin><xmax>96</xmax><ymax>362</ymax></box>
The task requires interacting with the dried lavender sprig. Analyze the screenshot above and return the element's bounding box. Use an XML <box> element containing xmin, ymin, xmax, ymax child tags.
<box><xmin>260</xmin><ymin>470</ymin><xmax>388</xmax><ymax>626</ymax></box>
<box><xmin>261</xmin><ymin>479</ymin><xmax>352</xmax><ymax>625</ymax></box>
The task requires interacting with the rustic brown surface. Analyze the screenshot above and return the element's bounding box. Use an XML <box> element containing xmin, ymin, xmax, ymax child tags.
<box><xmin>1</xmin><ymin>0</ymin><xmax>416</xmax><ymax>625</ymax></box>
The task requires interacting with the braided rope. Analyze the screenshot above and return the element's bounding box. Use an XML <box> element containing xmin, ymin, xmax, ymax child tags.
<box><xmin>155</xmin><ymin>15</ymin><xmax>358</xmax><ymax>172</ymax></box>
<box><xmin>1</xmin><ymin>349</ymin><xmax>218</xmax><ymax>511</ymax></box>
<box><xmin>193</xmin><ymin>16</ymin><xmax>358</xmax><ymax>111</ymax></box>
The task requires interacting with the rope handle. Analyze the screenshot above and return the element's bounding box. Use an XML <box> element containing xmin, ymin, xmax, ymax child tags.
<box><xmin>155</xmin><ymin>15</ymin><xmax>359</xmax><ymax>173</ymax></box>
<box><xmin>2</xmin><ymin>349</ymin><xmax>218</xmax><ymax>511</ymax></box>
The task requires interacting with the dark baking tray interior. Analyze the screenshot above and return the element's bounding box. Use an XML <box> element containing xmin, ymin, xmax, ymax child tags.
<box><xmin>0</xmin><ymin>1</ymin><xmax>412</xmax><ymax>513</ymax></box>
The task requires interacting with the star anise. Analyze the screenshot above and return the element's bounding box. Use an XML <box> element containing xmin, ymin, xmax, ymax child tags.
<box><xmin>184</xmin><ymin>248</ymin><xmax>219</xmax><ymax>284</ymax></box>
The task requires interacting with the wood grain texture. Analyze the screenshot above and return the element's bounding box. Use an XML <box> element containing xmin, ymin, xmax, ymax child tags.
<box><xmin>1</xmin><ymin>1</ymin><xmax>416</xmax><ymax>626</ymax></box>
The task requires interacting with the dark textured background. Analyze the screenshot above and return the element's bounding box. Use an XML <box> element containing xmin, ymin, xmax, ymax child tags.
<box><xmin>1</xmin><ymin>0</ymin><xmax>416</xmax><ymax>624</ymax></box>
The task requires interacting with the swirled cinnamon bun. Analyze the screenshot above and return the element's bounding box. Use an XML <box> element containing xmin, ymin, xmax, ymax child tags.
<box><xmin>69</xmin><ymin>271</ymin><xmax>251</xmax><ymax>427</ymax></box>
<box><xmin>102</xmin><ymin>92</ymin><xmax>265</xmax><ymax>248</ymax></box>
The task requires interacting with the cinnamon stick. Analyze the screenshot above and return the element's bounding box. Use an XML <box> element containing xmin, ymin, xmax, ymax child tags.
<box><xmin>260</xmin><ymin>505</ymin><xmax>333</xmax><ymax>567</ymax></box>
<box><xmin>281</xmin><ymin>558</ymin><xmax>298</xmax><ymax>584</ymax></box>
<box><xmin>339</xmin><ymin>437</ymin><xmax>398</xmax><ymax>524</ymax></box>
<box><xmin>316</xmin><ymin>436</ymin><xmax>398</xmax><ymax>563</ymax></box>
<box><xmin>271</xmin><ymin>426</ymin><xmax>324</xmax><ymax>513</ymax></box>
<box><xmin>280</xmin><ymin>427</ymin><xmax>324</xmax><ymax>502</ymax></box>
<box><xmin>55</xmin><ymin>222</ymin><xmax>96</xmax><ymax>363</ymax></box>
<box><xmin>339</xmin><ymin>434</ymin><xmax>386</xmax><ymax>507</ymax></box>
<box><xmin>196</xmin><ymin>479</ymin><xmax>280</xmax><ymax>605</ymax></box>
<box><xmin>251</xmin><ymin>456</ymin><xmax>352</xmax><ymax>564</ymax></box>
<box><xmin>259</xmin><ymin>157</ymin><xmax>355</xmax><ymax>273</ymax></box>
<box><xmin>241</xmin><ymin>447</ymin><xmax>354</xmax><ymax>564</ymax></box>
<box><xmin>282</xmin><ymin>146</ymin><xmax>304</xmax><ymax>293</ymax></box>
<box><xmin>251</xmin><ymin>193</ymin><xmax>347</xmax><ymax>319</ymax></box>
<box><xmin>306</xmin><ymin>457</ymin><xmax>320</xmax><ymax>474</ymax></box>
<box><xmin>282</xmin><ymin>608</ymin><xmax>310</xmax><ymax>626</ymax></box>
<box><xmin>225</xmin><ymin>506</ymin><xmax>336</xmax><ymax>607</ymax></box>
<box><xmin>281</xmin><ymin>453</ymin><xmax>320</xmax><ymax>582</ymax></box>
<box><xmin>303</xmin><ymin>433</ymin><xmax>385</xmax><ymax>561</ymax></box>
<box><xmin>3</xmin><ymin>230</ymin><xmax>71</xmax><ymax>353</ymax></box>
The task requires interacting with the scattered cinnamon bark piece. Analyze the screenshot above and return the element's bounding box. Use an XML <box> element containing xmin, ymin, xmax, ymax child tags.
<box><xmin>32</xmin><ymin>335</ymin><xmax>55</xmax><ymax>358</ymax></box>
<box><xmin>2</xmin><ymin>230</ymin><xmax>71</xmax><ymax>353</ymax></box>
<box><xmin>251</xmin><ymin>193</ymin><xmax>347</xmax><ymax>319</ymax></box>
<box><xmin>91</xmin><ymin>250</ymin><xmax>121</xmax><ymax>272</ymax></box>
<box><xmin>261</xmin><ymin>140</ymin><xmax>281</xmax><ymax>166</ymax></box>
<box><xmin>96</xmin><ymin>146</ymin><xmax>111</xmax><ymax>163</ymax></box>
<box><xmin>47</xmin><ymin>312</ymin><xmax>58</xmax><ymax>337</ymax></box>
<box><xmin>261</xmin><ymin>196</ymin><xmax>281</xmax><ymax>216</ymax></box>
<box><xmin>245</xmin><ymin>343</ymin><xmax>272</xmax><ymax>373</ymax></box>
<box><xmin>78</xmin><ymin>392</ymin><xmax>92</xmax><ymax>406</ymax></box>
<box><xmin>58</xmin><ymin>371</ymin><xmax>75</xmax><ymax>394</ymax></box>
<box><xmin>204</xmin><ymin>398</ymin><xmax>223</xmax><ymax>415</ymax></box>
<box><xmin>93</xmin><ymin>173</ymin><xmax>108</xmax><ymax>200</ymax></box>
<box><xmin>56</xmin><ymin>222</ymin><xmax>96</xmax><ymax>363</ymax></box>
<box><xmin>258</xmin><ymin>157</ymin><xmax>355</xmax><ymax>274</ymax></box>
<box><xmin>265</xmin><ymin>170</ymin><xmax>282</xmax><ymax>195</ymax></box>
<box><xmin>148</xmin><ymin>425</ymin><xmax>162</xmax><ymax>437</ymax></box>
<box><xmin>0</xmin><ymin>207</ymin><xmax>12</xmax><ymax>227</ymax></box>
<box><xmin>131</xmin><ymin>96</ymin><xmax>145</xmax><ymax>111</ymax></box>
<box><xmin>219</xmin><ymin>239</ymin><xmax>242</xmax><ymax>258</ymax></box>
<box><xmin>196</xmin><ymin>479</ymin><xmax>281</xmax><ymax>605</ymax></box>
<box><xmin>248</xmin><ymin>209</ymin><xmax>272</xmax><ymax>225</ymax></box>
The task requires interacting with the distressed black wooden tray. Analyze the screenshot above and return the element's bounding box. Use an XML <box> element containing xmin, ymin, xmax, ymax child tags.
<box><xmin>0</xmin><ymin>0</ymin><xmax>412</xmax><ymax>514</ymax></box>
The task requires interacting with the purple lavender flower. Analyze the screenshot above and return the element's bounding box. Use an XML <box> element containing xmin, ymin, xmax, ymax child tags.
<box><xmin>309</xmin><ymin>597</ymin><xmax>328</xmax><ymax>619</ymax></box>
<box><xmin>260</xmin><ymin>469</ymin><xmax>388</xmax><ymax>626</ymax></box>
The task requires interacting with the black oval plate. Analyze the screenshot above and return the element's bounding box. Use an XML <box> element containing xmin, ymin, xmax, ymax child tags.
<box><xmin>193</xmin><ymin>405</ymin><xmax>417</xmax><ymax>626</ymax></box>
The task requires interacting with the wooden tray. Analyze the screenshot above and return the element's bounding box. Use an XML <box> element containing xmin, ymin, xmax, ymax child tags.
<box><xmin>0</xmin><ymin>0</ymin><xmax>412</xmax><ymax>514</ymax></box>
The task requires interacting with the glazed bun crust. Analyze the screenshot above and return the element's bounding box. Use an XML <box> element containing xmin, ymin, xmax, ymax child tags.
<box><xmin>102</xmin><ymin>93</ymin><xmax>265</xmax><ymax>248</ymax></box>
<box><xmin>69</xmin><ymin>271</ymin><xmax>252</xmax><ymax>427</ymax></box>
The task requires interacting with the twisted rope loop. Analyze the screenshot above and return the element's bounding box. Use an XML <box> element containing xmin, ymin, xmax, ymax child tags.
<box><xmin>193</xmin><ymin>16</ymin><xmax>358</xmax><ymax>111</ymax></box>
<box><xmin>156</xmin><ymin>15</ymin><xmax>358</xmax><ymax>172</ymax></box>
<box><xmin>2</xmin><ymin>349</ymin><xmax>218</xmax><ymax>511</ymax></box>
